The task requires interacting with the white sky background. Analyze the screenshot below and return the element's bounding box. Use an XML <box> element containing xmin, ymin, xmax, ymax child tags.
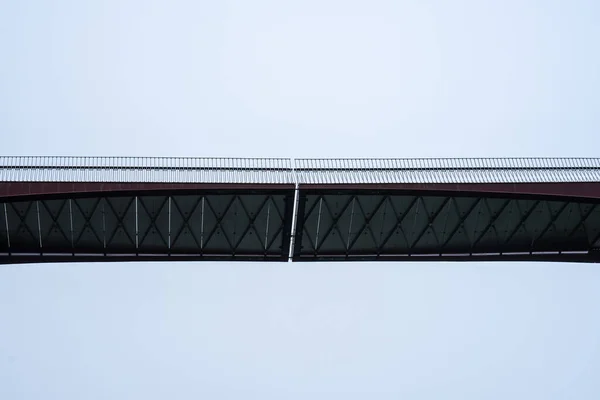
<box><xmin>1</xmin><ymin>0</ymin><xmax>600</xmax><ymax>398</ymax></box>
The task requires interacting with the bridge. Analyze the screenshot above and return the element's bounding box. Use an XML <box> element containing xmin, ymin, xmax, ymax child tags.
<box><xmin>1</xmin><ymin>157</ymin><xmax>600</xmax><ymax>264</ymax></box>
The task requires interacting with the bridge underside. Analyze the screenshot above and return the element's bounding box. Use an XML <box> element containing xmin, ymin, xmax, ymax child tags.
<box><xmin>1</xmin><ymin>187</ymin><xmax>600</xmax><ymax>264</ymax></box>
<box><xmin>0</xmin><ymin>189</ymin><xmax>295</xmax><ymax>263</ymax></box>
<box><xmin>294</xmin><ymin>189</ymin><xmax>600</xmax><ymax>262</ymax></box>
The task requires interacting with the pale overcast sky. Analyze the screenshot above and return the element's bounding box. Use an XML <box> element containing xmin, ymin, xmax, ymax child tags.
<box><xmin>1</xmin><ymin>1</ymin><xmax>600</xmax><ymax>399</ymax></box>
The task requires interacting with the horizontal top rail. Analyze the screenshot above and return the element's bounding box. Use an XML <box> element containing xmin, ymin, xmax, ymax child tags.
<box><xmin>294</xmin><ymin>158</ymin><xmax>600</xmax><ymax>170</ymax></box>
<box><xmin>1</xmin><ymin>157</ymin><xmax>600</xmax><ymax>184</ymax></box>
<box><xmin>0</xmin><ymin>157</ymin><xmax>292</xmax><ymax>169</ymax></box>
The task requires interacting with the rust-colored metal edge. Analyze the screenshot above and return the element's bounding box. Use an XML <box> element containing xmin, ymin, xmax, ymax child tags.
<box><xmin>298</xmin><ymin>182</ymin><xmax>600</xmax><ymax>199</ymax></box>
<box><xmin>0</xmin><ymin>182</ymin><xmax>295</xmax><ymax>199</ymax></box>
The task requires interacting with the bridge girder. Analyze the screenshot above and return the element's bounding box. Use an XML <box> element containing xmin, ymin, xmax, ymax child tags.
<box><xmin>1</xmin><ymin>186</ymin><xmax>600</xmax><ymax>264</ymax></box>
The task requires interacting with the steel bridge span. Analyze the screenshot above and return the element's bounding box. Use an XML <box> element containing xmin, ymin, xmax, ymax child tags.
<box><xmin>1</xmin><ymin>157</ymin><xmax>600</xmax><ymax>264</ymax></box>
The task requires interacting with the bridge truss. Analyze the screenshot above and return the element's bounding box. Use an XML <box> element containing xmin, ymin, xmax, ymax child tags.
<box><xmin>1</xmin><ymin>157</ymin><xmax>600</xmax><ymax>263</ymax></box>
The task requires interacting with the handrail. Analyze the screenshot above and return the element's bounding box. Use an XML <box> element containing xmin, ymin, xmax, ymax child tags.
<box><xmin>0</xmin><ymin>156</ymin><xmax>599</xmax><ymax>169</ymax></box>
<box><xmin>1</xmin><ymin>157</ymin><xmax>600</xmax><ymax>184</ymax></box>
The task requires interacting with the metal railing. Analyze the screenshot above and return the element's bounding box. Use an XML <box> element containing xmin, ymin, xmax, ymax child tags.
<box><xmin>293</xmin><ymin>158</ymin><xmax>600</xmax><ymax>184</ymax></box>
<box><xmin>0</xmin><ymin>157</ymin><xmax>291</xmax><ymax>170</ymax></box>
<box><xmin>1</xmin><ymin>157</ymin><xmax>600</xmax><ymax>184</ymax></box>
<box><xmin>294</xmin><ymin>157</ymin><xmax>600</xmax><ymax>170</ymax></box>
<box><xmin>0</xmin><ymin>157</ymin><xmax>294</xmax><ymax>184</ymax></box>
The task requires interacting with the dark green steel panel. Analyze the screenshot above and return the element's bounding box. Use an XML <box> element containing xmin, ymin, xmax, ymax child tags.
<box><xmin>0</xmin><ymin>203</ymin><xmax>7</xmax><ymax>252</ymax></box>
<box><xmin>5</xmin><ymin>201</ymin><xmax>39</xmax><ymax>251</ymax></box>
<box><xmin>294</xmin><ymin>191</ymin><xmax>600</xmax><ymax>261</ymax></box>
<box><xmin>104</xmin><ymin>197</ymin><xmax>136</xmax><ymax>252</ymax></box>
<box><xmin>71</xmin><ymin>198</ymin><xmax>105</xmax><ymax>251</ymax></box>
<box><xmin>38</xmin><ymin>199</ymin><xmax>72</xmax><ymax>250</ymax></box>
<box><xmin>137</xmin><ymin>196</ymin><xmax>170</xmax><ymax>252</ymax></box>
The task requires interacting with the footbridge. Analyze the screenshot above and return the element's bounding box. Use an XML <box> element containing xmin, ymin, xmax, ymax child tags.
<box><xmin>1</xmin><ymin>157</ymin><xmax>600</xmax><ymax>264</ymax></box>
